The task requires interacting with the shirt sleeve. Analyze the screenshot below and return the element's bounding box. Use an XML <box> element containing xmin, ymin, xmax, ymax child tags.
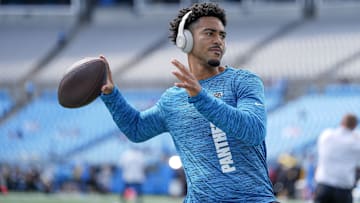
<box><xmin>188</xmin><ymin>72</ymin><xmax>266</xmax><ymax>146</ymax></box>
<box><xmin>100</xmin><ymin>86</ymin><xmax>167</xmax><ymax>142</ymax></box>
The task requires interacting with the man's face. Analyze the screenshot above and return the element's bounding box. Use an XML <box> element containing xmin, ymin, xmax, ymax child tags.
<box><xmin>190</xmin><ymin>16</ymin><xmax>226</xmax><ymax>67</ymax></box>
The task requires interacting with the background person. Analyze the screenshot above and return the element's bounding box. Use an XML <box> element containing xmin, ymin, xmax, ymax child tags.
<box><xmin>120</xmin><ymin>146</ymin><xmax>146</xmax><ymax>203</ymax></box>
<box><xmin>314</xmin><ymin>113</ymin><xmax>360</xmax><ymax>203</ymax></box>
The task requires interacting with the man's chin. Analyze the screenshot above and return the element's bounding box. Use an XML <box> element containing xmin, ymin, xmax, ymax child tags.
<box><xmin>207</xmin><ymin>59</ymin><xmax>221</xmax><ymax>67</ymax></box>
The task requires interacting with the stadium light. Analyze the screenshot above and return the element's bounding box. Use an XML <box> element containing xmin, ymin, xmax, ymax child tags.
<box><xmin>168</xmin><ymin>155</ymin><xmax>182</xmax><ymax>170</ymax></box>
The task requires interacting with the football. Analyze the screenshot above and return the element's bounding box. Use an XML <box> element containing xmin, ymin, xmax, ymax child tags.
<box><xmin>58</xmin><ymin>57</ymin><xmax>106</xmax><ymax>108</ymax></box>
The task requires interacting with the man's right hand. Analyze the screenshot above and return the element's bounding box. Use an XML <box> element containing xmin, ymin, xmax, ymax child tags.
<box><xmin>100</xmin><ymin>55</ymin><xmax>114</xmax><ymax>95</ymax></box>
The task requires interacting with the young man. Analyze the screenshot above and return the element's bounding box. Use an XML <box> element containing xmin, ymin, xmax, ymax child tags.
<box><xmin>314</xmin><ymin>114</ymin><xmax>360</xmax><ymax>203</ymax></box>
<box><xmin>100</xmin><ymin>3</ymin><xmax>277</xmax><ymax>202</ymax></box>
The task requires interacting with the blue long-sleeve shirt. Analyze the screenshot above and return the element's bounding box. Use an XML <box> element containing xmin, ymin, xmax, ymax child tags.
<box><xmin>101</xmin><ymin>67</ymin><xmax>276</xmax><ymax>203</ymax></box>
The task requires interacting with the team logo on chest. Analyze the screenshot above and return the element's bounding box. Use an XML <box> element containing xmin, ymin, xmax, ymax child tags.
<box><xmin>213</xmin><ymin>92</ymin><xmax>223</xmax><ymax>98</ymax></box>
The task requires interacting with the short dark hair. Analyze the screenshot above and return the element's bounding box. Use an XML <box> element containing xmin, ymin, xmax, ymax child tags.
<box><xmin>341</xmin><ymin>113</ymin><xmax>358</xmax><ymax>130</ymax></box>
<box><xmin>169</xmin><ymin>2</ymin><xmax>227</xmax><ymax>45</ymax></box>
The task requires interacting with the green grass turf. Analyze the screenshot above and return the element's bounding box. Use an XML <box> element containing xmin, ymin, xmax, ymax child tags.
<box><xmin>0</xmin><ymin>192</ymin><xmax>311</xmax><ymax>203</ymax></box>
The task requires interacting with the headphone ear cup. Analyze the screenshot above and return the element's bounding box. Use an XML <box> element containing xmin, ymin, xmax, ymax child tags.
<box><xmin>176</xmin><ymin>34</ymin><xmax>186</xmax><ymax>49</ymax></box>
<box><xmin>182</xmin><ymin>29</ymin><xmax>193</xmax><ymax>53</ymax></box>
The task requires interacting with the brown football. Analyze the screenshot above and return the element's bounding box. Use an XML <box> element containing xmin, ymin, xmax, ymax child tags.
<box><xmin>58</xmin><ymin>57</ymin><xmax>106</xmax><ymax>108</ymax></box>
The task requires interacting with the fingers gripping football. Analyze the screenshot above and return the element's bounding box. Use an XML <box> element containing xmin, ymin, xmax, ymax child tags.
<box><xmin>99</xmin><ymin>55</ymin><xmax>114</xmax><ymax>95</ymax></box>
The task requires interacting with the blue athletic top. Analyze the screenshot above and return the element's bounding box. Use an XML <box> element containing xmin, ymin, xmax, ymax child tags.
<box><xmin>101</xmin><ymin>67</ymin><xmax>277</xmax><ymax>203</ymax></box>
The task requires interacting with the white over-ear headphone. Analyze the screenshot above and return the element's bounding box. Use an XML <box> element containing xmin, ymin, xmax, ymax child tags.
<box><xmin>176</xmin><ymin>11</ymin><xmax>193</xmax><ymax>53</ymax></box>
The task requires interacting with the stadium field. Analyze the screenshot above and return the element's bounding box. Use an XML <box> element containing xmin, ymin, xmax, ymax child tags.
<box><xmin>0</xmin><ymin>192</ymin><xmax>308</xmax><ymax>203</ymax></box>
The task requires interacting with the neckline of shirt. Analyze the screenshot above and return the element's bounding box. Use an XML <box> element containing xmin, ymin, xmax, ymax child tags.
<box><xmin>199</xmin><ymin>66</ymin><xmax>230</xmax><ymax>84</ymax></box>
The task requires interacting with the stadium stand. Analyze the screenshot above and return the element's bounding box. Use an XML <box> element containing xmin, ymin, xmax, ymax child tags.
<box><xmin>0</xmin><ymin>90</ymin><xmax>13</xmax><ymax>118</ymax></box>
<box><xmin>0</xmin><ymin>11</ymin><xmax>76</xmax><ymax>84</ymax></box>
<box><xmin>120</xmin><ymin>4</ymin><xmax>302</xmax><ymax>87</ymax></box>
<box><xmin>266</xmin><ymin>88</ymin><xmax>360</xmax><ymax>162</ymax></box>
<box><xmin>33</xmin><ymin>7</ymin><xmax>172</xmax><ymax>86</ymax></box>
<box><xmin>0</xmin><ymin>89</ymin><xmax>172</xmax><ymax>163</ymax></box>
<box><xmin>244</xmin><ymin>16</ymin><xmax>360</xmax><ymax>80</ymax></box>
<box><xmin>336</xmin><ymin>53</ymin><xmax>360</xmax><ymax>81</ymax></box>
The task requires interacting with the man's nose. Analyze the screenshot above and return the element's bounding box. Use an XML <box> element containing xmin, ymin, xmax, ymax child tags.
<box><xmin>213</xmin><ymin>34</ymin><xmax>224</xmax><ymax>45</ymax></box>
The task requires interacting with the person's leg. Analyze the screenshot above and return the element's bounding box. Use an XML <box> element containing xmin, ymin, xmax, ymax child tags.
<box><xmin>121</xmin><ymin>183</ymin><xmax>130</xmax><ymax>203</ymax></box>
<box><xmin>313</xmin><ymin>183</ymin><xmax>334</xmax><ymax>203</ymax></box>
<box><xmin>133</xmin><ymin>183</ymin><xmax>143</xmax><ymax>203</ymax></box>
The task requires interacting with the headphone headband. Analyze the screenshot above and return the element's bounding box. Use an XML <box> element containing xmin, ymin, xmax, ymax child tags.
<box><xmin>176</xmin><ymin>11</ymin><xmax>193</xmax><ymax>52</ymax></box>
<box><xmin>177</xmin><ymin>10</ymin><xmax>192</xmax><ymax>36</ymax></box>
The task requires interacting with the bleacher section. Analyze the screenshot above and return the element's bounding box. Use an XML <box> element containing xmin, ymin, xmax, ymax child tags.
<box><xmin>0</xmin><ymin>17</ymin><xmax>74</xmax><ymax>84</ymax></box>
<box><xmin>0</xmin><ymin>89</ymin><xmax>13</xmax><ymax>118</ymax></box>
<box><xmin>0</xmin><ymin>88</ymin><xmax>174</xmax><ymax>164</ymax></box>
<box><xmin>120</xmin><ymin>9</ymin><xmax>302</xmax><ymax>87</ymax></box>
<box><xmin>336</xmin><ymin>56</ymin><xmax>360</xmax><ymax>81</ymax></box>
<box><xmin>245</xmin><ymin>11</ymin><xmax>360</xmax><ymax>80</ymax></box>
<box><xmin>0</xmin><ymin>93</ymin><xmax>111</xmax><ymax>164</ymax></box>
<box><xmin>33</xmin><ymin>8</ymin><xmax>172</xmax><ymax>86</ymax></box>
<box><xmin>264</xmin><ymin>79</ymin><xmax>287</xmax><ymax>112</ymax></box>
<box><xmin>266</xmin><ymin>85</ymin><xmax>360</xmax><ymax>161</ymax></box>
<box><xmin>0</xmin><ymin>85</ymin><xmax>282</xmax><ymax>164</ymax></box>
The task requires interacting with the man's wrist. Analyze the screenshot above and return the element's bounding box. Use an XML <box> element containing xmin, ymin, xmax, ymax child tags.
<box><xmin>188</xmin><ymin>88</ymin><xmax>205</xmax><ymax>103</ymax></box>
